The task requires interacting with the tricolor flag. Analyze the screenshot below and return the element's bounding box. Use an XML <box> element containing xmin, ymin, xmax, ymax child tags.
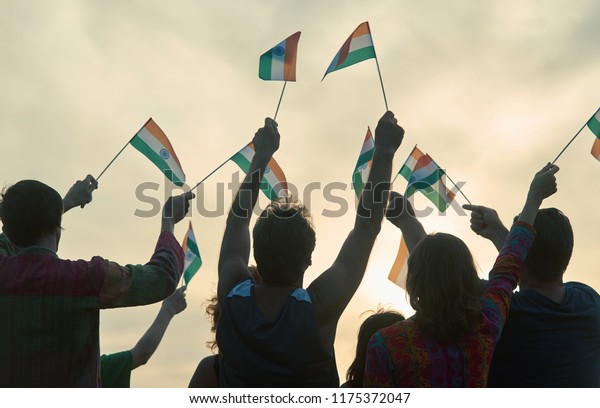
<box><xmin>259</xmin><ymin>32</ymin><xmax>301</xmax><ymax>81</ymax></box>
<box><xmin>231</xmin><ymin>143</ymin><xmax>288</xmax><ymax>200</ymax></box>
<box><xmin>405</xmin><ymin>154</ymin><xmax>456</xmax><ymax>213</ymax></box>
<box><xmin>587</xmin><ymin>108</ymin><xmax>600</xmax><ymax>161</ymax></box>
<box><xmin>323</xmin><ymin>21</ymin><xmax>376</xmax><ymax>79</ymax></box>
<box><xmin>182</xmin><ymin>222</ymin><xmax>202</xmax><ymax>286</ymax></box>
<box><xmin>398</xmin><ymin>145</ymin><xmax>425</xmax><ymax>181</ymax></box>
<box><xmin>352</xmin><ymin>127</ymin><xmax>374</xmax><ymax>198</ymax></box>
<box><xmin>130</xmin><ymin>118</ymin><xmax>186</xmax><ymax>186</ymax></box>
<box><xmin>388</xmin><ymin>236</ymin><xmax>408</xmax><ymax>289</ymax></box>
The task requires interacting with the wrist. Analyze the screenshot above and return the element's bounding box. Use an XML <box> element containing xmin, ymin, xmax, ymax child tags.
<box><xmin>525</xmin><ymin>193</ymin><xmax>543</xmax><ymax>209</ymax></box>
<box><xmin>161</xmin><ymin>218</ymin><xmax>175</xmax><ymax>234</ymax></box>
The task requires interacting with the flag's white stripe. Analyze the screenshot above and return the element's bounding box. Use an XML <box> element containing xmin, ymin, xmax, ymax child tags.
<box><xmin>360</xmin><ymin>140</ymin><xmax>375</xmax><ymax>155</ymax></box>
<box><xmin>270</xmin><ymin>40</ymin><xmax>286</xmax><ymax>80</ymax></box>
<box><xmin>411</xmin><ymin>161</ymin><xmax>439</xmax><ymax>181</ymax></box>
<box><xmin>349</xmin><ymin>34</ymin><xmax>374</xmax><ymax>53</ymax></box>
<box><xmin>594</xmin><ymin>108</ymin><xmax>600</xmax><ymax>122</ymax></box>
<box><xmin>136</xmin><ymin>128</ymin><xmax>185</xmax><ymax>182</ymax></box>
<box><xmin>263</xmin><ymin>166</ymin><xmax>285</xmax><ymax>196</ymax></box>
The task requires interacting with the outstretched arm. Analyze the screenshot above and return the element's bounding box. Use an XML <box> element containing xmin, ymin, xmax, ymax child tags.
<box><xmin>217</xmin><ymin>118</ymin><xmax>280</xmax><ymax>302</ymax></box>
<box><xmin>385</xmin><ymin>191</ymin><xmax>427</xmax><ymax>252</ymax></box>
<box><xmin>308</xmin><ymin>112</ymin><xmax>403</xmax><ymax>325</ymax></box>
<box><xmin>130</xmin><ymin>286</ymin><xmax>188</xmax><ymax>369</ymax></box>
<box><xmin>463</xmin><ymin>204</ymin><xmax>509</xmax><ymax>252</ymax></box>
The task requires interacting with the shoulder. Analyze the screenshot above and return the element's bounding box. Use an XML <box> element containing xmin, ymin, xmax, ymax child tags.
<box><xmin>224</xmin><ymin>277</ymin><xmax>254</xmax><ymax>299</ymax></box>
<box><xmin>565</xmin><ymin>282</ymin><xmax>600</xmax><ymax>304</ymax></box>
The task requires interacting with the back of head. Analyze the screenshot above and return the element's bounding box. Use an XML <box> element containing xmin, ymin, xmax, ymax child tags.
<box><xmin>406</xmin><ymin>233</ymin><xmax>481</xmax><ymax>343</ymax></box>
<box><xmin>522</xmin><ymin>208</ymin><xmax>573</xmax><ymax>282</ymax></box>
<box><xmin>346</xmin><ymin>309</ymin><xmax>405</xmax><ymax>387</ymax></box>
<box><xmin>0</xmin><ymin>180</ymin><xmax>63</xmax><ymax>248</ymax></box>
<box><xmin>252</xmin><ymin>198</ymin><xmax>315</xmax><ymax>285</ymax></box>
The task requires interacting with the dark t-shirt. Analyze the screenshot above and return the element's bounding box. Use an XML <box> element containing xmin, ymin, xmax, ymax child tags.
<box><xmin>488</xmin><ymin>282</ymin><xmax>600</xmax><ymax>387</ymax></box>
<box><xmin>216</xmin><ymin>278</ymin><xmax>339</xmax><ymax>387</ymax></box>
<box><xmin>100</xmin><ymin>351</ymin><xmax>133</xmax><ymax>388</ymax></box>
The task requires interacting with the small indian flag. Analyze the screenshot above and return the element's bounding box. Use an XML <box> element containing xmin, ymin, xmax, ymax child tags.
<box><xmin>388</xmin><ymin>236</ymin><xmax>408</xmax><ymax>289</ymax></box>
<box><xmin>323</xmin><ymin>21</ymin><xmax>376</xmax><ymax>79</ymax></box>
<box><xmin>398</xmin><ymin>145</ymin><xmax>425</xmax><ymax>181</ymax></box>
<box><xmin>259</xmin><ymin>31</ymin><xmax>301</xmax><ymax>81</ymax></box>
<box><xmin>182</xmin><ymin>222</ymin><xmax>202</xmax><ymax>286</ymax></box>
<box><xmin>130</xmin><ymin>118</ymin><xmax>186</xmax><ymax>186</ymax></box>
<box><xmin>405</xmin><ymin>154</ymin><xmax>456</xmax><ymax>213</ymax></box>
<box><xmin>352</xmin><ymin>127</ymin><xmax>374</xmax><ymax>198</ymax></box>
<box><xmin>231</xmin><ymin>143</ymin><xmax>288</xmax><ymax>200</ymax></box>
<box><xmin>587</xmin><ymin>108</ymin><xmax>600</xmax><ymax>161</ymax></box>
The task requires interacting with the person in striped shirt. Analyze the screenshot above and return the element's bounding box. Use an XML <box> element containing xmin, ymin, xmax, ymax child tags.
<box><xmin>0</xmin><ymin>176</ymin><xmax>193</xmax><ymax>387</ymax></box>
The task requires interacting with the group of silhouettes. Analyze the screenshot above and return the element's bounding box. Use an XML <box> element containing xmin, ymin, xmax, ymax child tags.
<box><xmin>0</xmin><ymin>111</ymin><xmax>598</xmax><ymax>388</ymax></box>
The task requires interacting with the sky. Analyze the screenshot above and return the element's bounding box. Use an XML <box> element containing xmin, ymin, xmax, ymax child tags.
<box><xmin>1</xmin><ymin>0</ymin><xmax>599</xmax><ymax>387</ymax></box>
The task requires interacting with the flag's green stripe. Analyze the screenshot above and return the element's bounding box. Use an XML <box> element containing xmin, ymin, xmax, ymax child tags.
<box><xmin>352</xmin><ymin>172</ymin><xmax>364</xmax><ymax>198</ymax></box>
<box><xmin>259</xmin><ymin>52</ymin><xmax>273</xmax><ymax>80</ymax></box>
<box><xmin>184</xmin><ymin>257</ymin><xmax>202</xmax><ymax>285</ymax></box>
<box><xmin>186</xmin><ymin>238</ymin><xmax>201</xmax><ymax>258</ymax></box>
<box><xmin>406</xmin><ymin>184</ymin><xmax>449</xmax><ymax>212</ymax></box>
<box><xmin>356</xmin><ymin>150</ymin><xmax>374</xmax><ymax>168</ymax></box>
<box><xmin>130</xmin><ymin>137</ymin><xmax>185</xmax><ymax>186</ymax></box>
<box><xmin>231</xmin><ymin>153</ymin><xmax>252</xmax><ymax>173</ymax></box>
<box><xmin>334</xmin><ymin>47</ymin><xmax>376</xmax><ymax>71</ymax></box>
<box><xmin>587</xmin><ymin>116</ymin><xmax>600</xmax><ymax>138</ymax></box>
<box><xmin>399</xmin><ymin>166</ymin><xmax>412</xmax><ymax>181</ymax></box>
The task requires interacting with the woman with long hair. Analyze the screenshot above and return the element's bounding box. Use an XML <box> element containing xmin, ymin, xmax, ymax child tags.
<box><xmin>364</xmin><ymin>163</ymin><xmax>559</xmax><ymax>387</ymax></box>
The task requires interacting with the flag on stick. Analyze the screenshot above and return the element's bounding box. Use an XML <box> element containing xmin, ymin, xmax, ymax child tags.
<box><xmin>388</xmin><ymin>236</ymin><xmax>408</xmax><ymax>289</ymax></box>
<box><xmin>323</xmin><ymin>22</ymin><xmax>376</xmax><ymax>79</ymax></box>
<box><xmin>231</xmin><ymin>143</ymin><xmax>288</xmax><ymax>200</ymax></box>
<box><xmin>259</xmin><ymin>32</ymin><xmax>301</xmax><ymax>81</ymax></box>
<box><xmin>405</xmin><ymin>154</ymin><xmax>456</xmax><ymax>213</ymax></box>
<box><xmin>352</xmin><ymin>127</ymin><xmax>374</xmax><ymax>198</ymax></box>
<box><xmin>130</xmin><ymin>118</ymin><xmax>186</xmax><ymax>186</ymax></box>
<box><xmin>398</xmin><ymin>146</ymin><xmax>426</xmax><ymax>181</ymax></box>
<box><xmin>587</xmin><ymin>108</ymin><xmax>600</xmax><ymax>161</ymax></box>
<box><xmin>182</xmin><ymin>222</ymin><xmax>202</xmax><ymax>286</ymax></box>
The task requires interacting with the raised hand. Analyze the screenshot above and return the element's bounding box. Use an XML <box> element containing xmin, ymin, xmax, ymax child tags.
<box><xmin>162</xmin><ymin>191</ymin><xmax>195</xmax><ymax>234</ymax></box>
<box><xmin>63</xmin><ymin>175</ymin><xmax>98</xmax><ymax>212</ymax></box>
<box><xmin>528</xmin><ymin>163</ymin><xmax>559</xmax><ymax>204</ymax></box>
<box><xmin>463</xmin><ymin>204</ymin><xmax>509</xmax><ymax>251</ymax></box>
<box><xmin>386</xmin><ymin>191</ymin><xmax>416</xmax><ymax>228</ymax></box>
<box><xmin>374</xmin><ymin>111</ymin><xmax>404</xmax><ymax>153</ymax></box>
<box><xmin>252</xmin><ymin>118</ymin><xmax>280</xmax><ymax>157</ymax></box>
<box><xmin>161</xmin><ymin>286</ymin><xmax>187</xmax><ymax>316</ymax></box>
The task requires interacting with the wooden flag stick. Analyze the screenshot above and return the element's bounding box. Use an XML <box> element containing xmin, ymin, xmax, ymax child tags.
<box><xmin>273</xmin><ymin>81</ymin><xmax>287</xmax><ymax>121</ymax></box>
<box><xmin>190</xmin><ymin>153</ymin><xmax>234</xmax><ymax>192</ymax></box>
<box><xmin>374</xmin><ymin>57</ymin><xmax>389</xmax><ymax>112</ymax></box>
<box><xmin>441</xmin><ymin>170</ymin><xmax>472</xmax><ymax>206</ymax></box>
<box><xmin>551</xmin><ymin>116</ymin><xmax>594</xmax><ymax>164</ymax></box>
<box><xmin>96</xmin><ymin>139</ymin><xmax>131</xmax><ymax>181</ymax></box>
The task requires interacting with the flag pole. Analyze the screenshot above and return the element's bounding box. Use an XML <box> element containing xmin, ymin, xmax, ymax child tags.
<box><xmin>374</xmin><ymin>57</ymin><xmax>389</xmax><ymax>112</ymax></box>
<box><xmin>96</xmin><ymin>140</ymin><xmax>131</xmax><ymax>181</ymax></box>
<box><xmin>391</xmin><ymin>172</ymin><xmax>400</xmax><ymax>184</ymax></box>
<box><xmin>441</xmin><ymin>170</ymin><xmax>472</xmax><ymax>206</ymax></box>
<box><xmin>273</xmin><ymin>81</ymin><xmax>287</xmax><ymax>121</ymax></box>
<box><xmin>551</xmin><ymin>111</ymin><xmax>596</xmax><ymax>164</ymax></box>
<box><xmin>190</xmin><ymin>153</ymin><xmax>234</xmax><ymax>192</ymax></box>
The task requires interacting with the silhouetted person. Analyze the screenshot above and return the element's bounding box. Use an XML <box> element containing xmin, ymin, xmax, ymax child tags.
<box><xmin>0</xmin><ymin>177</ymin><xmax>193</xmax><ymax>387</ymax></box>
<box><xmin>364</xmin><ymin>164</ymin><xmax>559</xmax><ymax>387</ymax></box>
<box><xmin>216</xmin><ymin>112</ymin><xmax>403</xmax><ymax>387</ymax></box>
<box><xmin>464</xmin><ymin>204</ymin><xmax>600</xmax><ymax>387</ymax></box>
<box><xmin>342</xmin><ymin>309</ymin><xmax>405</xmax><ymax>388</ymax></box>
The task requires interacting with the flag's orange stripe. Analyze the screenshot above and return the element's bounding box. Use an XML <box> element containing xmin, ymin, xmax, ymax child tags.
<box><xmin>144</xmin><ymin>119</ymin><xmax>183</xmax><ymax>169</ymax></box>
<box><xmin>268</xmin><ymin>157</ymin><xmax>288</xmax><ymax>191</ymax></box>
<box><xmin>284</xmin><ymin>31</ymin><xmax>300</xmax><ymax>81</ymax></box>
<box><xmin>389</xmin><ymin>236</ymin><xmax>408</xmax><ymax>283</ymax></box>
<box><xmin>352</xmin><ymin>22</ymin><xmax>371</xmax><ymax>38</ymax></box>
<box><xmin>592</xmin><ymin>138</ymin><xmax>600</xmax><ymax>160</ymax></box>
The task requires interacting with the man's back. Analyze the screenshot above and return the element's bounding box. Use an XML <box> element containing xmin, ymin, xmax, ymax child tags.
<box><xmin>216</xmin><ymin>278</ymin><xmax>339</xmax><ymax>387</ymax></box>
<box><xmin>488</xmin><ymin>282</ymin><xmax>600</xmax><ymax>387</ymax></box>
<box><xmin>0</xmin><ymin>249</ymin><xmax>106</xmax><ymax>387</ymax></box>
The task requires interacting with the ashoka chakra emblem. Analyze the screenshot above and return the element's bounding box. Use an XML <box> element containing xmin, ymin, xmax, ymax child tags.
<box><xmin>273</xmin><ymin>46</ymin><xmax>285</xmax><ymax>57</ymax></box>
<box><xmin>159</xmin><ymin>149</ymin><xmax>170</xmax><ymax>160</ymax></box>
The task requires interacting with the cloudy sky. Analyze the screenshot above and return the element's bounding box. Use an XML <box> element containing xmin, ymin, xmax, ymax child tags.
<box><xmin>1</xmin><ymin>0</ymin><xmax>599</xmax><ymax>387</ymax></box>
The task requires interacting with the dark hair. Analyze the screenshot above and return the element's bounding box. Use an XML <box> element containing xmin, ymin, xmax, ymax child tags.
<box><xmin>0</xmin><ymin>180</ymin><xmax>63</xmax><ymax>247</ymax></box>
<box><xmin>252</xmin><ymin>198</ymin><xmax>316</xmax><ymax>285</ymax></box>
<box><xmin>406</xmin><ymin>233</ymin><xmax>481</xmax><ymax>344</ymax></box>
<box><xmin>346</xmin><ymin>309</ymin><xmax>405</xmax><ymax>387</ymax></box>
<box><xmin>518</xmin><ymin>208</ymin><xmax>573</xmax><ymax>282</ymax></box>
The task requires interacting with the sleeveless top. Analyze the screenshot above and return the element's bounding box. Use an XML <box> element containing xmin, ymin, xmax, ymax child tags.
<box><xmin>217</xmin><ymin>278</ymin><xmax>339</xmax><ymax>387</ymax></box>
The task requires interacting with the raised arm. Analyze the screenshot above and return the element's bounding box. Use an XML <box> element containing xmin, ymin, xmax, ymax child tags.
<box><xmin>217</xmin><ymin>118</ymin><xmax>280</xmax><ymax>302</ymax></box>
<box><xmin>385</xmin><ymin>191</ymin><xmax>427</xmax><ymax>251</ymax></box>
<box><xmin>129</xmin><ymin>286</ymin><xmax>187</xmax><ymax>369</ymax></box>
<box><xmin>99</xmin><ymin>191</ymin><xmax>194</xmax><ymax>308</ymax></box>
<box><xmin>308</xmin><ymin>111</ymin><xmax>403</xmax><ymax>324</ymax></box>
